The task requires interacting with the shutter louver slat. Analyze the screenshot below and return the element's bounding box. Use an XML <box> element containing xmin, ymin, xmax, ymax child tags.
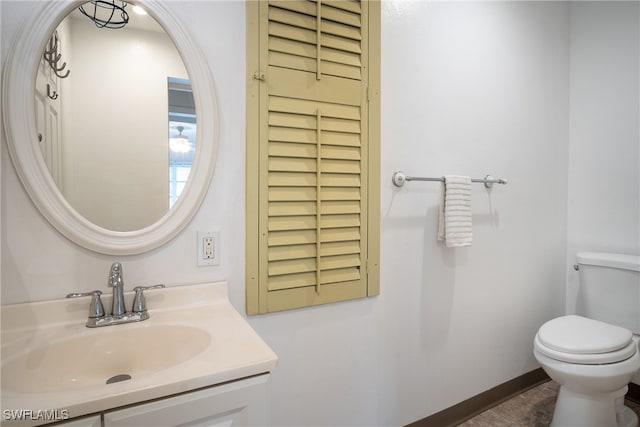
<box><xmin>269</xmin><ymin>51</ymin><xmax>314</xmax><ymax>74</ymax></box>
<box><xmin>269</xmin><ymin>127</ymin><xmax>316</xmax><ymax>144</ymax></box>
<box><xmin>268</xmin><ymin>142</ymin><xmax>361</xmax><ymax>161</ymax></box>
<box><xmin>269</xmin><ymin>201</ymin><xmax>317</xmax><ymax>216</ymax></box>
<box><xmin>267</xmin><ymin>266</ymin><xmax>361</xmax><ymax>291</ymax></box>
<box><xmin>321</xmin><ymin>117</ymin><xmax>361</xmax><ymax>133</ymax></box>
<box><xmin>269</xmin><ymin>112</ymin><xmax>316</xmax><ymax>129</ymax></box>
<box><xmin>269</xmin><ymin>258</ymin><xmax>317</xmax><ymax>276</ymax></box>
<box><xmin>269</xmin><ymin>216</ymin><xmax>316</xmax><ymax>231</ymax></box>
<box><xmin>267</xmin><ymin>214</ymin><xmax>361</xmax><ymax>232</ymax></box>
<box><xmin>322</xmin><ymin>145</ymin><xmax>360</xmax><ymax>160</ymax></box>
<box><xmin>317</xmin><ymin>132</ymin><xmax>361</xmax><ymax>147</ymax></box>
<box><xmin>322</xmin><ymin>0</ymin><xmax>361</xmax><ymax>15</ymax></box>
<box><xmin>319</xmin><ymin>268</ymin><xmax>360</xmax><ymax>285</ymax></box>
<box><xmin>321</xmin><ymin>227</ymin><xmax>360</xmax><ymax>242</ymax></box>
<box><xmin>322</xmin><ymin>253</ymin><xmax>361</xmax><ymax>270</ymax></box>
<box><xmin>269</xmin><ymin>253</ymin><xmax>361</xmax><ymax>277</ymax></box>
<box><xmin>269</xmin><ymin>244</ymin><xmax>316</xmax><ymax>261</ymax></box>
<box><xmin>269</xmin><ymin>187</ymin><xmax>316</xmax><ymax>201</ymax></box>
<box><xmin>269</xmin><ymin>36</ymin><xmax>315</xmax><ymax>60</ymax></box>
<box><xmin>323</xmin><ymin>214</ymin><xmax>360</xmax><ymax>228</ymax></box>
<box><xmin>321</xmin><ymin>187</ymin><xmax>361</xmax><ymax>201</ymax></box>
<box><xmin>269</xmin><ymin>172</ymin><xmax>317</xmax><ymax>186</ymax></box>
<box><xmin>269</xmin><ymin>128</ymin><xmax>360</xmax><ymax>147</ymax></box>
<box><xmin>270</xmin><ymin>96</ymin><xmax>360</xmax><ymax>119</ymax></box>
<box><xmin>320</xmin><ymin>173</ymin><xmax>360</xmax><ymax>187</ymax></box>
<box><xmin>321</xmin><ymin>159</ymin><xmax>360</xmax><ymax>174</ymax></box>
<box><xmin>321</xmin><ymin>240</ymin><xmax>361</xmax><ymax>256</ymax></box>
<box><xmin>267</xmin><ymin>240</ymin><xmax>361</xmax><ymax>263</ymax></box>
<box><xmin>269</xmin><ymin>142</ymin><xmax>316</xmax><ymax>159</ymax></box>
<box><xmin>319</xmin><ymin>61</ymin><xmax>362</xmax><ymax>80</ymax></box>
<box><xmin>321</xmin><ymin>200</ymin><xmax>361</xmax><ymax>214</ymax></box>
<box><xmin>268</xmin><ymin>272</ymin><xmax>317</xmax><ymax>291</ymax></box>
<box><xmin>269</xmin><ymin>50</ymin><xmax>362</xmax><ymax>81</ymax></box>
<box><xmin>268</xmin><ymin>200</ymin><xmax>361</xmax><ymax>217</ymax></box>
<box><xmin>269</xmin><ymin>156</ymin><xmax>316</xmax><ymax>172</ymax></box>
<box><xmin>269</xmin><ymin>229</ymin><xmax>316</xmax><ymax>246</ymax></box>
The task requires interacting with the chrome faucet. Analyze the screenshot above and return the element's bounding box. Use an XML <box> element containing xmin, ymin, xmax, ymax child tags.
<box><xmin>108</xmin><ymin>262</ymin><xmax>126</xmax><ymax>317</ymax></box>
<box><xmin>67</xmin><ymin>262</ymin><xmax>164</xmax><ymax>328</ymax></box>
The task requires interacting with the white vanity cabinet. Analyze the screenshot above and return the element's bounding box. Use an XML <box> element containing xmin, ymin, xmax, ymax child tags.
<box><xmin>55</xmin><ymin>416</ymin><xmax>102</xmax><ymax>427</ymax></box>
<box><xmin>103</xmin><ymin>374</ymin><xmax>271</xmax><ymax>427</ymax></box>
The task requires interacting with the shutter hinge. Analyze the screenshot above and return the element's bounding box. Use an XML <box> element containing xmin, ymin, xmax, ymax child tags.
<box><xmin>366</xmin><ymin>87</ymin><xmax>370</xmax><ymax>102</ymax></box>
<box><xmin>253</xmin><ymin>71</ymin><xmax>266</xmax><ymax>81</ymax></box>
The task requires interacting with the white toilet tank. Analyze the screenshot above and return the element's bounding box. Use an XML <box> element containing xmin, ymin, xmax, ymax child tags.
<box><xmin>576</xmin><ymin>252</ymin><xmax>640</xmax><ymax>334</ymax></box>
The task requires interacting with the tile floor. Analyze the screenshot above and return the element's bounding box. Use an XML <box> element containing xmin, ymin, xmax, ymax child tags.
<box><xmin>458</xmin><ymin>380</ymin><xmax>640</xmax><ymax>426</ymax></box>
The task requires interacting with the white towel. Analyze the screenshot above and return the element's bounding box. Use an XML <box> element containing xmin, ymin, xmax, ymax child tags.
<box><xmin>437</xmin><ymin>175</ymin><xmax>472</xmax><ymax>247</ymax></box>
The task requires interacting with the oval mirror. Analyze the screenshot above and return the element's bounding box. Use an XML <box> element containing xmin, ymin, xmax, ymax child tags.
<box><xmin>3</xmin><ymin>0</ymin><xmax>218</xmax><ymax>255</ymax></box>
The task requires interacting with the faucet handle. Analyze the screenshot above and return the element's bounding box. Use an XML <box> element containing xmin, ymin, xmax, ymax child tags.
<box><xmin>66</xmin><ymin>290</ymin><xmax>105</xmax><ymax>319</ymax></box>
<box><xmin>131</xmin><ymin>285</ymin><xmax>165</xmax><ymax>313</ymax></box>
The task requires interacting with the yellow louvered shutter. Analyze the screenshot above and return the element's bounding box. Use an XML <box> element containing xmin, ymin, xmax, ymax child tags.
<box><xmin>247</xmin><ymin>0</ymin><xmax>380</xmax><ymax>314</ymax></box>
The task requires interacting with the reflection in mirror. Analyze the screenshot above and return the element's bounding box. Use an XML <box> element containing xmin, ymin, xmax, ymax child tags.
<box><xmin>168</xmin><ymin>77</ymin><xmax>195</xmax><ymax>208</ymax></box>
<box><xmin>35</xmin><ymin>2</ymin><xmax>195</xmax><ymax>232</ymax></box>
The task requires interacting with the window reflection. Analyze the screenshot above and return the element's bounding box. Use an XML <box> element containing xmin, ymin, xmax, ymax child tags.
<box><xmin>168</xmin><ymin>77</ymin><xmax>195</xmax><ymax>208</ymax></box>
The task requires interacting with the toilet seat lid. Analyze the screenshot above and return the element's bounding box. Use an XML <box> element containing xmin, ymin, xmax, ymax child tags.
<box><xmin>534</xmin><ymin>334</ymin><xmax>637</xmax><ymax>364</ymax></box>
<box><xmin>538</xmin><ymin>315</ymin><xmax>633</xmax><ymax>355</ymax></box>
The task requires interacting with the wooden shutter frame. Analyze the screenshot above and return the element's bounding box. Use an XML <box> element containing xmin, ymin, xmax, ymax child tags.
<box><xmin>246</xmin><ymin>0</ymin><xmax>380</xmax><ymax>315</ymax></box>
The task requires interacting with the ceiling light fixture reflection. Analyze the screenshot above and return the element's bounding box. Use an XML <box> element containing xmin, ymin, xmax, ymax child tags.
<box><xmin>169</xmin><ymin>126</ymin><xmax>192</xmax><ymax>153</ymax></box>
<box><xmin>132</xmin><ymin>5</ymin><xmax>147</xmax><ymax>15</ymax></box>
<box><xmin>78</xmin><ymin>0</ymin><xmax>129</xmax><ymax>29</ymax></box>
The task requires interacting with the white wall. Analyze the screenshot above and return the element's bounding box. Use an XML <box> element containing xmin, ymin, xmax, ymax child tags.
<box><xmin>1</xmin><ymin>1</ymin><xmax>635</xmax><ymax>426</ymax></box>
<box><xmin>565</xmin><ymin>2</ymin><xmax>640</xmax><ymax>314</ymax></box>
<box><xmin>376</xmin><ymin>1</ymin><xmax>569</xmax><ymax>422</ymax></box>
<box><xmin>1</xmin><ymin>1</ymin><xmax>239</xmax><ymax>305</ymax></box>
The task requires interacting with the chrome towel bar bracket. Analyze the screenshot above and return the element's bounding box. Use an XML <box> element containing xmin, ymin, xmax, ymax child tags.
<box><xmin>392</xmin><ymin>171</ymin><xmax>508</xmax><ymax>189</ymax></box>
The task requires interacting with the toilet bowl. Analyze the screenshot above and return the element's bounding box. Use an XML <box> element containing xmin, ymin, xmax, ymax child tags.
<box><xmin>534</xmin><ymin>315</ymin><xmax>640</xmax><ymax>427</ymax></box>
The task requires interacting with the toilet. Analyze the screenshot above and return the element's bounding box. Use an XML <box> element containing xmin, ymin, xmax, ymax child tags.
<box><xmin>534</xmin><ymin>252</ymin><xmax>640</xmax><ymax>427</ymax></box>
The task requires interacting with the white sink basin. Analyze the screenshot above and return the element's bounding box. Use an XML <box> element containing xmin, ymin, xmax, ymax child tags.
<box><xmin>3</xmin><ymin>324</ymin><xmax>210</xmax><ymax>393</ymax></box>
<box><xmin>1</xmin><ymin>282</ymin><xmax>278</xmax><ymax>425</ymax></box>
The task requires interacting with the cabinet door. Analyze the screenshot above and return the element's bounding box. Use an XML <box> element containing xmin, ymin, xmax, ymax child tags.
<box><xmin>104</xmin><ymin>374</ymin><xmax>270</xmax><ymax>427</ymax></box>
<box><xmin>57</xmin><ymin>415</ymin><xmax>102</xmax><ymax>427</ymax></box>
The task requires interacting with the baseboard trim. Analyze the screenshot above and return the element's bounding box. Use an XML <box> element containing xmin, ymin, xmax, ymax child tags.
<box><xmin>405</xmin><ymin>368</ymin><xmax>550</xmax><ymax>427</ymax></box>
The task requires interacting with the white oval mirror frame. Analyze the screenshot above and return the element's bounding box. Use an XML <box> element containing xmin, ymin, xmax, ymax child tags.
<box><xmin>2</xmin><ymin>0</ymin><xmax>218</xmax><ymax>255</ymax></box>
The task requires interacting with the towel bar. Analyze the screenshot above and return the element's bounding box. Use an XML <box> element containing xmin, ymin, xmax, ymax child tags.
<box><xmin>392</xmin><ymin>171</ymin><xmax>508</xmax><ymax>189</ymax></box>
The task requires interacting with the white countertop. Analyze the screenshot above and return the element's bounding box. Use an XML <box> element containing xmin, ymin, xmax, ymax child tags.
<box><xmin>1</xmin><ymin>282</ymin><xmax>278</xmax><ymax>426</ymax></box>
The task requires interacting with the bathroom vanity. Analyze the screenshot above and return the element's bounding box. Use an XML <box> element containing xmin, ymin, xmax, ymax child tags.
<box><xmin>0</xmin><ymin>1</ymin><xmax>279</xmax><ymax>423</ymax></box>
<box><xmin>0</xmin><ymin>282</ymin><xmax>278</xmax><ymax>426</ymax></box>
